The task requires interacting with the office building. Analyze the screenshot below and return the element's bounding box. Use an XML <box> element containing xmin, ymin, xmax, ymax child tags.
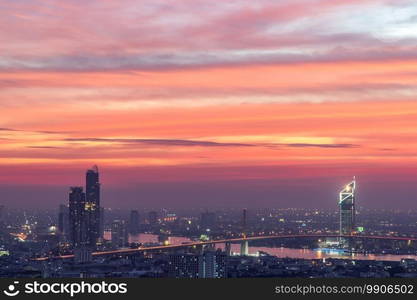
<box><xmin>68</xmin><ymin>187</ymin><xmax>86</xmax><ymax>247</ymax></box>
<box><xmin>339</xmin><ymin>177</ymin><xmax>356</xmax><ymax>236</ymax></box>
<box><xmin>85</xmin><ymin>165</ymin><xmax>101</xmax><ymax>246</ymax></box>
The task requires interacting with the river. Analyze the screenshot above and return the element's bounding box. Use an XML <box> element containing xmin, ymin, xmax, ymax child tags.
<box><xmin>103</xmin><ymin>232</ymin><xmax>417</xmax><ymax>262</ymax></box>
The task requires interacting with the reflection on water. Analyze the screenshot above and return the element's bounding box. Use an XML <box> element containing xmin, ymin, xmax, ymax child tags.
<box><xmin>129</xmin><ymin>233</ymin><xmax>159</xmax><ymax>244</ymax></box>
<box><xmin>103</xmin><ymin>232</ymin><xmax>417</xmax><ymax>262</ymax></box>
<box><xmin>104</xmin><ymin>231</ymin><xmax>192</xmax><ymax>245</ymax></box>
<box><xmin>243</xmin><ymin>246</ymin><xmax>417</xmax><ymax>262</ymax></box>
<box><xmin>129</xmin><ymin>234</ymin><xmax>192</xmax><ymax>245</ymax></box>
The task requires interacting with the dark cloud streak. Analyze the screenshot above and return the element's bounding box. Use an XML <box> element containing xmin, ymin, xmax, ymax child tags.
<box><xmin>26</xmin><ymin>146</ymin><xmax>62</xmax><ymax>149</ymax></box>
<box><xmin>62</xmin><ymin>137</ymin><xmax>360</xmax><ymax>149</ymax></box>
<box><xmin>3</xmin><ymin>45</ymin><xmax>417</xmax><ymax>72</ymax></box>
<box><xmin>0</xmin><ymin>127</ymin><xmax>72</xmax><ymax>135</ymax></box>
<box><xmin>282</xmin><ymin>143</ymin><xmax>359</xmax><ymax>148</ymax></box>
<box><xmin>63</xmin><ymin>137</ymin><xmax>254</xmax><ymax>147</ymax></box>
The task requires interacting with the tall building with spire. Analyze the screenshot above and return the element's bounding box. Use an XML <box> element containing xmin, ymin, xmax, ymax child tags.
<box><xmin>85</xmin><ymin>165</ymin><xmax>101</xmax><ymax>246</ymax></box>
<box><xmin>339</xmin><ymin>177</ymin><xmax>356</xmax><ymax>236</ymax></box>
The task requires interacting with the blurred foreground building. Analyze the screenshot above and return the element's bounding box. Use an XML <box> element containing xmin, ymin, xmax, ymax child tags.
<box><xmin>168</xmin><ymin>250</ymin><xmax>227</xmax><ymax>278</ymax></box>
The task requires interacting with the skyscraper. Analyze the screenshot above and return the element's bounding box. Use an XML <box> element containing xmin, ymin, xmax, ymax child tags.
<box><xmin>68</xmin><ymin>187</ymin><xmax>86</xmax><ymax>247</ymax></box>
<box><xmin>85</xmin><ymin>165</ymin><xmax>101</xmax><ymax>247</ymax></box>
<box><xmin>339</xmin><ymin>177</ymin><xmax>356</xmax><ymax>236</ymax></box>
<box><xmin>129</xmin><ymin>210</ymin><xmax>140</xmax><ymax>235</ymax></box>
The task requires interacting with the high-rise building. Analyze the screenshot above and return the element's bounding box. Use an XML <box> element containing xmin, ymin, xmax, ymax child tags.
<box><xmin>58</xmin><ymin>204</ymin><xmax>69</xmax><ymax>237</ymax></box>
<box><xmin>339</xmin><ymin>177</ymin><xmax>356</xmax><ymax>236</ymax></box>
<box><xmin>68</xmin><ymin>187</ymin><xmax>86</xmax><ymax>247</ymax></box>
<box><xmin>168</xmin><ymin>250</ymin><xmax>227</xmax><ymax>278</ymax></box>
<box><xmin>111</xmin><ymin>220</ymin><xmax>128</xmax><ymax>248</ymax></box>
<box><xmin>85</xmin><ymin>165</ymin><xmax>101</xmax><ymax>246</ymax></box>
<box><xmin>129</xmin><ymin>210</ymin><xmax>140</xmax><ymax>235</ymax></box>
<box><xmin>199</xmin><ymin>250</ymin><xmax>227</xmax><ymax>278</ymax></box>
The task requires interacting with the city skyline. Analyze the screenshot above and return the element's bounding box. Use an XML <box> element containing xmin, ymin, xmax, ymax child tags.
<box><xmin>1</xmin><ymin>0</ymin><xmax>417</xmax><ymax>209</ymax></box>
<box><xmin>1</xmin><ymin>163</ymin><xmax>417</xmax><ymax>279</ymax></box>
<box><xmin>0</xmin><ymin>167</ymin><xmax>414</xmax><ymax>209</ymax></box>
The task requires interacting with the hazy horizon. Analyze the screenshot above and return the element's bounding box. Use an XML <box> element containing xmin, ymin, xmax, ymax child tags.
<box><xmin>1</xmin><ymin>170</ymin><xmax>415</xmax><ymax>209</ymax></box>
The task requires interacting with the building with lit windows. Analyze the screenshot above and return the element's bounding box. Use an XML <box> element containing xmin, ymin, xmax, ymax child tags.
<box><xmin>68</xmin><ymin>187</ymin><xmax>86</xmax><ymax>247</ymax></box>
<box><xmin>339</xmin><ymin>177</ymin><xmax>356</xmax><ymax>236</ymax></box>
<box><xmin>168</xmin><ymin>250</ymin><xmax>227</xmax><ymax>278</ymax></box>
<box><xmin>68</xmin><ymin>166</ymin><xmax>102</xmax><ymax>249</ymax></box>
<box><xmin>85</xmin><ymin>165</ymin><xmax>101</xmax><ymax>247</ymax></box>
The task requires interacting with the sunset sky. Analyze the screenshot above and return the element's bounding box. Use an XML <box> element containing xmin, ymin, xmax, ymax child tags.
<box><xmin>1</xmin><ymin>0</ymin><xmax>417</xmax><ymax>209</ymax></box>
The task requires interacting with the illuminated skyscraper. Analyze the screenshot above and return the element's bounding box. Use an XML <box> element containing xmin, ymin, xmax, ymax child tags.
<box><xmin>339</xmin><ymin>177</ymin><xmax>356</xmax><ymax>236</ymax></box>
<box><xmin>85</xmin><ymin>165</ymin><xmax>101</xmax><ymax>246</ymax></box>
<box><xmin>69</xmin><ymin>187</ymin><xmax>86</xmax><ymax>247</ymax></box>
